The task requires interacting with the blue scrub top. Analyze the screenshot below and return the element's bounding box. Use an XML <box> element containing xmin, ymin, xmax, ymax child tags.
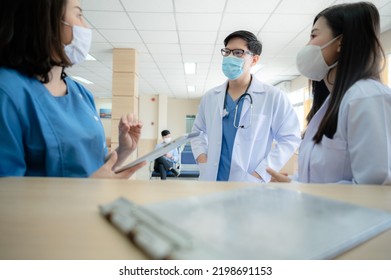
<box><xmin>217</xmin><ymin>93</ymin><xmax>244</xmax><ymax>181</ymax></box>
<box><xmin>0</xmin><ymin>68</ymin><xmax>107</xmax><ymax>177</ymax></box>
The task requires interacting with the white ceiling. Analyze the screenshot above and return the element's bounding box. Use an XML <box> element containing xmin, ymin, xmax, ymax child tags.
<box><xmin>68</xmin><ymin>0</ymin><xmax>391</xmax><ymax>99</ymax></box>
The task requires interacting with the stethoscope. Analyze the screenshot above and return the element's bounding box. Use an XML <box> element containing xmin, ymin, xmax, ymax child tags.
<box><xmin>223</xmin><ymin>79</ymin><xmax>253</xmax><ymax>129</ymax></box>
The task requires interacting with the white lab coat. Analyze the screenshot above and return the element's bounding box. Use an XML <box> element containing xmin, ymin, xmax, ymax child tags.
<box><xmin>191</xmin><ymin>77</ymin><xmax>301</xmax><ymax>182</ymax></box>
<box><xmin>298</xmin><ymin>79</ymin><xmax>391</xmax><ymax>184</ymax></box>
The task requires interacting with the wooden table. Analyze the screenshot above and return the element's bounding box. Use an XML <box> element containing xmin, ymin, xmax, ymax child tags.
<box><xmin>1</xmin><ymin>177</ymin><xmax>390</xmax><ymax>260</ymax></box>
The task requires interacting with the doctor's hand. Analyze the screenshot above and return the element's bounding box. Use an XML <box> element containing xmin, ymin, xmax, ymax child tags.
<box><xmin>90</xmin><ymin>151</ymin><xmax>146</xmax><ymax>179</ymax></box>
<box><xmin>251</xmin><ymin>171</ymin><xmax>263</xmax><ymax>180</ymax></box>
<box><xmin>266</xmin><ymin>167</ymin><xmax>291</xmax><ymax>183</ymax></box>
<box><xmin>116</xmin><ymin>114</ymin><xmax>143</xmax><ymax>167</ymax></box>
<box><xmin>196</xmin><ymin>154</ymin><xmax>207</xmax><ymax>163</ymax></box>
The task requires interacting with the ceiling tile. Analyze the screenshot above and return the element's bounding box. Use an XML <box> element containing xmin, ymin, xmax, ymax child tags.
<box><xmin>176</xmin><ymin>14</ymin><xmax>222</xmax><ymax>31</ymax></box>
<box><xmin>77</xmin><ymin>61</ymin><xmax>108</xmax><ymax>70</ymax></box>
<box><xmin>182</xmin><ymin>54</ymin><xmax>213</xmax><ymax>63</ymax></box>
<box><xmin>91</xmin><ymin>30</ymin><xmax>108</xmax><ymax>43</ymax></box>
<box><xmin>138</xmin><ymin>68</ymin><xmax>161</xmax><ymax>76</ymax></box>
<box><xmin>276</xmin><ymin>0</ymin><xmax>336</xmax><ymax>14</ymax></box>
<box><xmin>152</xmin><ymin>54</ymin><xmax>183</xmax><ymax>62</ymax></box>
<box><xmin>380</xmin><ymin>2</ymin><xmax>391</xmax><ymax>15</ymax></box>
<box><xmin>220</xmin><ymin>14</ymin><xmax>270</xmax><ymax>32</ymax></box>
<box><xmin>129</xmin><ymin>13</ymin><xmax>176</xmax><ymax>30</ymax></box>
<box><xmin>381</xmin><ymin>16</ymin><xmax>391</xmax><ymax>32</ymax></box>
<box><xmin>138</xmin><ymin>53</ymin><xmax>155</xmax><ymax>62</ymax></box>
<box><xmin>147</xmin><ymin>44</ymin><xmax>181</xmax><ymax>54</ymax></box>
<box><xmin>335</xmin><ymin>0</ymin><xmax>391</xmax><ymax>9</ymax></box>
<box><xmin>181</xmin><ymin>44</ymin><xmax>215</xmax><ymax>55</ymax></box>
<box><xmin>90</xmin><ymin>53</ymin><xmax>113</xmax><ymax>66</ymax></box>
<box><xmin>174</xmin><ymin>0</ymin><xmax>226</xmax><ymax>13</ymax></box>
<box><xmin>226</xmin><ymin>0</ymin><xmax>281</xmax><ymax>13</ymax></box>
<box><xmin>99</xmin><ymin>29</ymin><xmax>142</xmax><ymax>43</ymax></box>
<box><xmin>197</xmin><ymin>62</ymin><xmax>211</xmax><ymax>69</ymax></box>
<box><xmin>262</xmin><ymin>14</ymin><xmax>314</xmax><ymax>33</ymax></box>
<box><xmin>84</xmin><ymin>11</ymin><xmax>134</xmax><ymax>29</ymax></box>
<box><xmin>288</xmin><ymin>28</ymin><xmax>312</xmax><ymax>47</ymax></box>
<box><xmin>139</xmin><ymin>70</ymin><xmax>162</xmax><ymax>79</ymax></box>
<box><xmin>89</xmin><ymin>42</ymin><xmax>113</xmax><ymax>52</ymax></box>
<box><xmin>179</xmin><ymin>31</ymin><xmax>218</xmax><ymax>44</ymax></box>
<box><xmin>156</xmin><ymin>62</ymin><xmax>183</xmax><ymax>69</ymax></box>
<box><xmin>277</xmin><ymin>45</ymin><xmax>302</xmax><ymax>58</ymax></box>
<box><xmin>121</xmin><ymin>0</ymin><xmax>174</xmax><ymax>12</ymax></box>
<box><xmin>139</xmin><ymin>31</ymin><xmax>178</xmax><ymax>43</ymax></box>
<box><xmin>82</xmin><ymin>0</ymin><xmax>123</xmax><ymax>11</ymax></box>
<box><xmin>258</xmin><ymin>32</ymin><xmax>299</xmax><ymax>56</ymax></box>
<box><xmin>162</xmin><ymin>69</ymin><xmax>185</xmax><ymax>75</ymax></box>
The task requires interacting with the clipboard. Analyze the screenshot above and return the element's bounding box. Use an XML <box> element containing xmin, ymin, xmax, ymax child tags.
<box><xmin>115</xmin><ymin>131</ymin><xmax>200</xmax><ymax>173</ymax></box>
<box><xmin>99</xmin><ymin>186</ymin><xmax>391</xmax><ymax>259</ymax></box>
<box><xmin>99</xmin><ymin>197</ymin><xmax>223</xmax><ymax>259</ymax></box>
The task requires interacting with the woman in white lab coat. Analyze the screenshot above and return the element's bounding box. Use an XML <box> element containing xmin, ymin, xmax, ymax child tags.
<box><xmin>191</xmin><ymin>30</ymin><xmax>301</xmax><ymax>182</ymax></box>
<box><xmin>268</xmin><ymin>2</ymin><xmax>391</xmax><ymax>184</ymax></box>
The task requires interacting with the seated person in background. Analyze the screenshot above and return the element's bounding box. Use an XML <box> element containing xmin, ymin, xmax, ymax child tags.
<box><xmin>154</xmin><ymin>130</ymin><xmax>180</xmax><ymax>179</ymax></box>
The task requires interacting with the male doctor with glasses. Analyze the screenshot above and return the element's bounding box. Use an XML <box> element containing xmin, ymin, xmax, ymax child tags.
<box><xmin>191</xmin><ymin>30</ymin><xmax>301</xmax><ymax>182</ymax></box>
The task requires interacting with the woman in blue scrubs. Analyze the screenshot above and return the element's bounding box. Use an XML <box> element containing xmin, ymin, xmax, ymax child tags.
<box><xmin>267</xmin><ymin>2</ymin><xmax>391</xmax><ymax>184</ymax></box>
<box><xmin>0</xmin><ymin>0</ymin><xmax>145</xmax><ymax>178</ymax></box>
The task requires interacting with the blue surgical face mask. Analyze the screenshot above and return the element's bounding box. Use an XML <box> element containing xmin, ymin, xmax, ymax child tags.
<box><xmin>222</xmin><ymin>56</ymin><xmax>245</xmax><ymax>80</ymax></box>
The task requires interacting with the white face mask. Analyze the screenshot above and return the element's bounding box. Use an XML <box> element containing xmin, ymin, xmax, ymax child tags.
<box><xmin>63</xmin><ymin>22</ymin><xmax>92</xmax><ymax>65</ymax></box>
<box><xmin>296</xmin><ymin>35</ymin><xmax>341</xmax><ymax>81</ymax></box>
<box><xmin>163</xmin><ymin>137</ymin><xmax>171</xmax><ymax>144</ymax></box>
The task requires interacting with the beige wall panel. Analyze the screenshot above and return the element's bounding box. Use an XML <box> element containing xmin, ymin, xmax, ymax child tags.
<box><xmin>112</xmin><ymin>73</ymin><xmax>139</xmax><ymax>97</ymax></box>
<box><xmin>110</xmin><ymin>118</ymin><xmax>120</xmax><ymax>145</ymax></box>
<box><xmin>111</xmin><ymin>96</ymin><xmax>139</xmax><ymax>119</ymax></box>
<box><xmin>113</xmin><ymin>48</ymin><xmax>138</xmax><ymax>73</ymax></box>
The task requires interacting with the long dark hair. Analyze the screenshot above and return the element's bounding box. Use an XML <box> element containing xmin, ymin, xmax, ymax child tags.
<box><xmin>307</xmin><ymin>2</ymin><xmax>386</xmax><ymax>143</ymax></box>
<box><xmin>0</xmin><ymin>0</ymin><xmax>71</xmax><ymax>83</ymax></box>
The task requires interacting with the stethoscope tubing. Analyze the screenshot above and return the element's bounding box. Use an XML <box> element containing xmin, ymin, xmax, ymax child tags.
<box><xmin>223</xmin><ymin>78</ymin><xmax>253</xmax><ymax>129</ymax></box>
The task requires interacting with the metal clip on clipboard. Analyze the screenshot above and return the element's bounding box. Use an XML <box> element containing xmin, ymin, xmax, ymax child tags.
<box><xmin>99</xmin><ymin>198</ymin><xmax>222</xmax><ymax>259</ymax></box>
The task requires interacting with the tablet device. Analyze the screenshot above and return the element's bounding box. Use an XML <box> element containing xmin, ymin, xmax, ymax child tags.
<box><xmin>115</xmin><ymin>131</ymin><xmax>201</xmax><ymax>173</ymax></box>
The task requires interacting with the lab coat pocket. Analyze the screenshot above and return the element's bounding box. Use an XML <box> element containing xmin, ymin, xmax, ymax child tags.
<box><xmin>321</xmin><ymin>136</ymin><xmax>347</xmax><ymax>150</ymax></box>
<box><xmin>198</xmin><ymin>162</ymin><xmax>209</xmax><ymax>181</ymax></box>
<box><xmin>243</xmin><ymin>114</ymin><xmax>268</xmax><ymax>141</ymax></box>
<box><xmin>317</xmin><ymin>136</ymin><xmax>348</xmax><ymax>181</ymax></box>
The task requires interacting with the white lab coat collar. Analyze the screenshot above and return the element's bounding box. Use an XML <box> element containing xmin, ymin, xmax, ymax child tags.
<box><xmin>213</xmin><ymin>76</ymin><xmax>265</xmax><ymax>117</ymax></box>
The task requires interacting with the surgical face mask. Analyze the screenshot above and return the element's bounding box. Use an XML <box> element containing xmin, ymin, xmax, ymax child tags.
<box><xmin>222</xmin><ymin>56</ymin><xmax>245</xmax><ymax>80</ymax></box>
<box><xmin>296</xmin><ymin>35</ymin><xmax>341</xmax><ymax>81</ymax></box>
<box><xmin>62</xmin><ymin>21</ymin><xmax>92</xmax><ymax>65</ymax></box>
<box><xmin>163</xmin><ymin>137</ymin><xmax>171</xmax><ymax>144</ymax></box>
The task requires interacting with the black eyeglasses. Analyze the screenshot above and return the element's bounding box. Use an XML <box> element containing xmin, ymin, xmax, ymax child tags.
<box><xmin>221</xmin><ymin>48</ymin><xmax>253</xmax><ymax>57</ymax></box>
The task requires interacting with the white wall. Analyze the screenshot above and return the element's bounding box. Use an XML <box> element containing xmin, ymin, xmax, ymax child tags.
<box><xmin>139</xmin><ymin>95</ymin><xmax>159</xmax><ymax>140</ymax></box>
